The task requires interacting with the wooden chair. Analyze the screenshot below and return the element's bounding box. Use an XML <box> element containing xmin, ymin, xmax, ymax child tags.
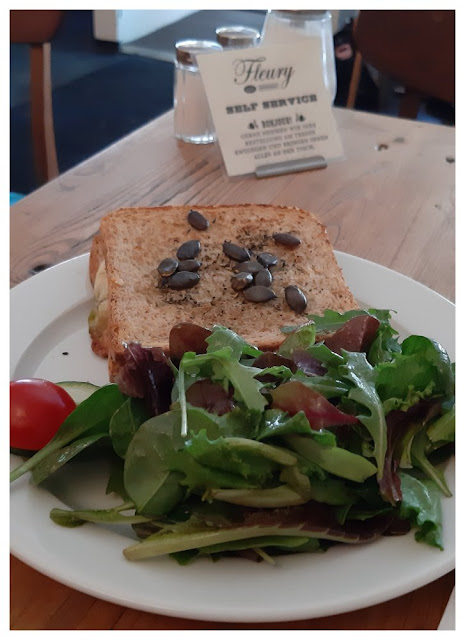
<box><xmin>10</xmin><ymin>10</ymin><xmax>65</xmax><ymax>184</ymax></box>
<box><xmin>346</xmin><ymin>10</ymin><xmax>455</xmax><ymax>119</ymax></box>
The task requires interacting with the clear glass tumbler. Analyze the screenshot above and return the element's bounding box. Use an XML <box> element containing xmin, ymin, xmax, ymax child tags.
<box><xmin>173</xmin><ymin>40</ymin><xmax>222</xmax><ymax>144</ymax></box>
<box><xmin>260</xmin><ymin>10</ymin><xmax>337</xmax><ymax>103</ymax></box>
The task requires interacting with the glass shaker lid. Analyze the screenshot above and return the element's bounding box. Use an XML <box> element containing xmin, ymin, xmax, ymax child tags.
<box><xmin>175</xmin><ymin>40</ymin><xmax>222</xmax><ymax>66</ymax></box>
<box><xmin>271</xmin><ymin>10</ymin><xmax>330</xmax><ymax>20</ymax></box>
<box><xmin>215</xmin><ymin>25</ymin><xmax>260</xmax><ymax>47</ymax></box>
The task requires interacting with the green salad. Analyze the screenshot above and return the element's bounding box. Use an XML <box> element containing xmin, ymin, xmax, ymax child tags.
<box><xmin>10</xmin><ymin>309</ymin><xmax>455</xmax><ymax>565</ymax></box>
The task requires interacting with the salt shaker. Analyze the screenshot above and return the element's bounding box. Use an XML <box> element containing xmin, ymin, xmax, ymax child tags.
<box><xmin>173</xmin><ymin>40</ymin><xmax>222</xmax><ymax>144</ymax></box>
<box><xmin>216</xmin><ymin>25</ymin><xmax>260</xmax><ymax>49</ymax></box>
<box><xmin>260</xmin><ymin>10</ymin><xmax>337</xmax><ymax>103</ymax></box>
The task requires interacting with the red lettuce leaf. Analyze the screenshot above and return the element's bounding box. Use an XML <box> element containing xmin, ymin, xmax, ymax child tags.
<box><xmin>185</xmin><ymin>379</ymin><xmax>235</xmax><ymax>416</ymax></box>
<box><xmin>291</xmin><ymin>349</ymin><xmax>327</xmax><ymax>376</ymax></box>
<box><xmin>237</xmin><ymin>501</ymin><xmax>393</xmax><ymax>544</ymax></box>
<box><xmin>380</xmin><ymin>400</ymin><xmax>442</xmax><ymax>504</ymax></box>
<box><xmin>114</xmin><ymin>343</ymin><xmax>174</xmax><ymax>416</ymax></box>
<box><xmin>271</xmin><ymin>380</ymin><xmax>359</xmax><ymax>430</ymax></box>
<box><xmin>324</xmin><ymin>315</ymin><xmax>380</xmax><ymax>355</ymax></box>
<box><xmin>169</xmin><ymin>322</ymin><xmax>211</xmax><ymax>364</ymax></box>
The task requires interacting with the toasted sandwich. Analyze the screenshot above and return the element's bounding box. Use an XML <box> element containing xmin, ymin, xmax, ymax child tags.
<box><xmin>88</xmin><ymin>204</ymin><xmax>358</xmax><ymax>383</ymax></box>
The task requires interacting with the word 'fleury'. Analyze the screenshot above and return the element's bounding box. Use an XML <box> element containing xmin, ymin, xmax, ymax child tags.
<box><xmin>233</xmin><ymin>58</ymin><xmax>294</xmax><ymax>89</ymax></box>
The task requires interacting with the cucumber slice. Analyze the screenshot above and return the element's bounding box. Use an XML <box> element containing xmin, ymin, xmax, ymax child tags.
<box><xmin>56</xmin><ymin>381</ymin><xmax>100</xmax><ymax>405</ymax></box>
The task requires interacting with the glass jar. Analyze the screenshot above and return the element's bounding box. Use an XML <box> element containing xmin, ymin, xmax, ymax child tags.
<box><xmin>216</xmin><ymin>25</ymin><xmax>260</xmax><ymax>49</ymax></box>
<box><xmin>173</xmin><ymin>40</ymin><xmax>222</xmax><ymax>144</ymax></box>
<box><xmin>260</xmin><ymin>10</ymin><xmax>337</xmax><ymax>103</ymax></box>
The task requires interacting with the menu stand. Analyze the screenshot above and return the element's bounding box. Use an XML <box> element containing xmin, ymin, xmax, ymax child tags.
<box><xmin>255</xmin><ymin>155</ymin><xmax>327</xmax><ymax>178</ymax></box>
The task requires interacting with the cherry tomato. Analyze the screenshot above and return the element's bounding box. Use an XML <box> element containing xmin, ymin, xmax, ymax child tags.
<box><xmin>10</xmin><ymin>379</ymin><xmax>76</xmax><ymax>451</ymax></box>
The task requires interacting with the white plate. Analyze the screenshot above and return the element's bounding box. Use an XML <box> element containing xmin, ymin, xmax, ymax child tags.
<box><xmin>10</xmin><ymin>252</ymin><xmax>455</xmax><ymax>623</ymax></box>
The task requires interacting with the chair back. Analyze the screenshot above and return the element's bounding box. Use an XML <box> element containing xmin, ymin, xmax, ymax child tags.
<box><xmin>10</xmin><ymin>10</ymin><xmax>64</xmax><ymax>43</ymax></box>
<box><xmin>10</xmin><ymin>10</ymin><xmax>65</xmax><ymax>184</ymax></box>
<box><xmin>349</xmin><ymin>10</ymin><xmax>454</xmax><ymax>118</ymax></box>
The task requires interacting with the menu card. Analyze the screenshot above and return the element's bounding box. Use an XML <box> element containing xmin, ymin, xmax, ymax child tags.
<box><xmin>197</xmin><ymin>42</ymin><xmax>344</xmax><ymax>176</ymax></box>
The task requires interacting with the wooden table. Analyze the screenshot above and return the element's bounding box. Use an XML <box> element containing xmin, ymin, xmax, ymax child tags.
<box><xmin>10</xmin><ymin>108</ymin><xmax>455</xmax><ymax>630</ymax></box>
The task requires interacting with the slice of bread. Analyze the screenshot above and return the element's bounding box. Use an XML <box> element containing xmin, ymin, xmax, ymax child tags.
<box><xmin>89</xmin><ymin>205</ymin><xmax>358</xmax><ymax>380</ymax></box>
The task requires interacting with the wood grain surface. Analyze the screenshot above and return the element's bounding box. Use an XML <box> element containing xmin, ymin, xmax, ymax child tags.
<box><xmin>10</xmin><ymin>107</ymin><xmax>455</xmax><ymax>630</ymax></box>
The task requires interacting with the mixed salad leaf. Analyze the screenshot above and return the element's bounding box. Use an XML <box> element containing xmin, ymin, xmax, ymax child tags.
<box><xmin>10</xmin><ymin>309</ymin><xmax>455</xmax><ymax>565</ymax></box>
